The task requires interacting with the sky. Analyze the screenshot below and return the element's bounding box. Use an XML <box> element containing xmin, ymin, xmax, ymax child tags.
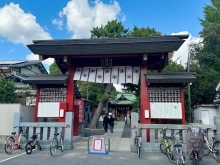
<box><xmin>0</xmin><ymin>0</ymin><xmax>211</xmax><ymax>91</ymax></box>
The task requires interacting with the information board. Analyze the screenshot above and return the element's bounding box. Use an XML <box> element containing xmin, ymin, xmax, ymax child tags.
<box><xmin>150</xmin><ymin>102</ymin><xmax>182</xmax><ymax>119</ymax></box>
<box><xmin>37</xmin><ymin>102</ymin><xmax>60</xmax><ymax>117</ymax></box>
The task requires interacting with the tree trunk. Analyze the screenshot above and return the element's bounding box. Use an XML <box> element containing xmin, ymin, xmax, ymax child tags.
<box><xmin>89</xmin><ymin>84</ymin><xmax>113</xmax><ymax>129</ymax></box>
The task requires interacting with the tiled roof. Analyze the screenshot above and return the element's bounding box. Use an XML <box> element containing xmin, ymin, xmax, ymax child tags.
<box><xmin>0</xmin><ymin>60</ymin><xmax>48</xmax><ymax>74</ymax></box>
<box><xmin>145</xmin><ymin>72</ymin><xmax>196</xmax><ymax>83</ymax></box>
<box><xmin>110</xmin><ymin>93</ymin><xmax>136</xmax><ymax>105</ymax></box>
<box><xmin>13</xmin><ymin>74</ymin><xmax>69</xmax><ymax>84</ymax></box>
<box><xmin>27</xmin><ymin>35</ymin><xmax>188</xmax><ymax>55</ymax></box>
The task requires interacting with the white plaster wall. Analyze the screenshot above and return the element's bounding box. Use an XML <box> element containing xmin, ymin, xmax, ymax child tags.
<box><xmin>20</xmin><ymin>105</ymin><xmax>35</xmax><ymax>122</ymax></box>
<box><xmin>206</xmin><ymin>108</ymin><xmax>216</xmax><ymax>125</ymax></box>
<box><xmin>0</xmin><ymin>104</ymin><xmax>20</xmax><ymax>136</ymax></box>
<box><xmin>194</xmin><ymin>106</ymin><xmax>217</xmax><ymax>125</ymax></box>
<box><xmin>193</xmin><ymin>108</ymin><xmax>201</xmax><ymax>123</ymax></box>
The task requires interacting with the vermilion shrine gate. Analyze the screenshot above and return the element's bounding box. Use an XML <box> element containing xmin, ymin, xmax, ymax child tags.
<box><xmin>24</xmin><ymin>35</ymin><xmax>195</xmax><ymax>136</ymax></box>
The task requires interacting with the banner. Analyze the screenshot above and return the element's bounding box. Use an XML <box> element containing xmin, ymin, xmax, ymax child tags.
<box><xmin>80</xmin><ymin>68</ymin><xmax>89</xmax><ymax>81</ymax></box>
<box><xmin>111</xmin><ymin>67</ymin><xmax>118</xmax><ymax>84</ymax></box>
<box><xmin>125</xmin><ymin>66</ymin><xmax>133</xmax><ymax>83</ymax></box>
<box><xmin>96</xmin><ymin>68</ymin><xmax>104</xmax><ymax>83</ymax></box>
<box><xmin>133</xmin><ymin>67</ymin><xmax>140</xmax><ymax>85</ymax></box>
<box><xmin>73</xmin><ymin>66</ymin><xmax>140</xmax><ymax>85</ymax></box>
<box><xmin>88</xmin><ymin>68</ymin><xmax>96</xmax><ymax>82</ymax></box>
<box><xmin>73</xmin><ymin>68</ymin><xmax>82</xmax><ymax>80</ymax></box>
<box><xmin>118</xmin><ymin>67</ymin><xmax>125</xmax><ymax>84</ymax></box>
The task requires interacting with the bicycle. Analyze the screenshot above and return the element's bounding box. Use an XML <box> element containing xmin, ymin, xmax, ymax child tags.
<box><xmin>4</xmin><ymin>126</ymin><xmax>27</xmax><ymax>154</ymax></box>
<box><xmin>160</xmin><ymin>128</ymin><xmax>184</xmax><ymax>164</ymax></box>
<box><xmin>133</xmin><ymin>128</ymin><xmax>142</xmax><ymax>158</ymax></box>
<box><xmin>50</xmin><ymin>127</ymin><xmax>64</xmax><ymax>156</ymax></box>
<box><xmin>203</xmin><ymin>128</ymin><xmax>220</xmax><ymax>162</ymax></box>
<box><xmin>25</xmin><ymin>133</ymin><xmax>41</xmax><ymax>154</ymax></box>
<box><xmin>172</xmin><ymin>143</ymin><xmax>186</xmax><ymax>165</ymax></box>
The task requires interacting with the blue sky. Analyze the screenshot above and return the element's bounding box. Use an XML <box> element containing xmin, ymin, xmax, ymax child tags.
<box><xmin>0</xmin><ymin>0</ymin><xmax>211</xmax><ymax>70</ymax></box>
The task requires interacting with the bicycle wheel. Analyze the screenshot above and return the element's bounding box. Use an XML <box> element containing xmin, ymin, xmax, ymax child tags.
<box><xmin>4</xmin><ymin>137</ymin><xmax>14</xmax><ymax>154</ymax></box>
<box><xmin>160</xmin><ymin>143</ymin><xmax>167</xmax><ymax>155</ymax></box>
<box><xmin>19</xmin><ymin>135</ymin><xmax>27</xmax><ymax>150</ymax></box>
<box><xmin>213</xmin><ymin>141</ymin><xmax>220</xmax><ymax>162</ymax></box>
<box><xmin>166</xmin><ymin>147</ymin><xmax>175</xmax><ymax>164</ymax></box>
<box><xmin>60</xmin><ymin>138</ymin><xmax>64</xmax><ymax>152</ymax></box>
<box><xmin>37</xmin><ymin>141</ymin><xmax>41</xmax><ymax>151</ymax></box>
<box><xmin>203</xmin><ymin>144</ymin><xmax>210</xmax><ymax>156</ymax></box>
<box><xmin>50</xmin><ymin>139</ymin><xmax>57</xmax><ymax>156</ymax></box>
<box><xmin>25</xmin><ymin>143</ymin><xmax>32</xmax><ymax>155</ymax></box>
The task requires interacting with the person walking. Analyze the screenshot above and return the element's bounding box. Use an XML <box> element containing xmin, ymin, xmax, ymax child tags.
<box><xmin>124</xmin><ymin>115</ymin><xmax>127</xmax><ymax>125</ymax></box>
<box><xmin>109</xmin><ymin>115</ymin><xmax>115</xmax><ymax>133</ymax></box>
<box><xmin>103</xmin><ymin>113</ymin><xmax>109</xmax><ymax>132</ymax></box>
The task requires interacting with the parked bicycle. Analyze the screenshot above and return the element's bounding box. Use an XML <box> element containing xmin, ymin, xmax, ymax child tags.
<box><xmin>132</xmin><ymin>128</ymin><xmax>142</xmax><ymax>158</ymax></box>
<box><xmin>50</xmin><ymin>127</ymin><xmax>64</xmax><ymax>156</ymax></box>
<box><xmin>203</xmin><ymin>128</ymin><xmax>220</xmax><ymax>162</ymax></box>
<box><xmin>160</xmin><ymin>128</ymin><xmax>185</xmax><ymax>164</ymax></box>
<box><xmin>25</xmin><ymin>133</ymin><xmax>41</xmax><ymax>154</ymax></box>
<box><xmin>160</xmin><ymin>128</ymin><xmax>172</xmax><ymax>155</ymax></box>
<box><xmin>172</xmin><ymin>143</ymin><xmax>186</xmax><ymax>165</ymax></box>
<box><xmin>4</xmin><ymin>126</ymin><xmax>27</xmax><ymax>154</ymax></box>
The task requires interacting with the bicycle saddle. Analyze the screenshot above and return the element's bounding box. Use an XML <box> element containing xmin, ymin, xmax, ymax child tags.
<box><xmin>165</xmin><ymin>136</ymin><xmax>173</xmax><ymax>139</ymax></box>
<box><xmin>54</xmin><ymin>133</ymin><xmax>59</xmax><ymax>136</ymax></box>
<box><xmin>11</xmin><ymin>132</ymin><xmax>16</xmax><ymax>135</ymax></box>
<box><xmin>173</xmin><ymin>143</ymin><xmax>182</xmax><ymax>148</ymax></box>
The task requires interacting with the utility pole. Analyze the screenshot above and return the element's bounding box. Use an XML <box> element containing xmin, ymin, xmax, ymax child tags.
<box><xmin>87</xmin><ymin>86</ymin><xmax>89</xmax><ymax>100</ymax></box>
<box><xmin>187</xmin><ymin>44</ymin><xmax>192</xmax><ymax>123</ymax></box>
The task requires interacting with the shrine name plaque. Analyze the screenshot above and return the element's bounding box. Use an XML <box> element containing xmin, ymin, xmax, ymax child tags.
<box><xmin>150</xmin><ymin>103</ymin><xmax>182</xmax><ymax>119</ymax></box>
<box><xmin>38</xmin><ymin>102</ymin><xmax>60</xmax><ymax>117</ymax></box>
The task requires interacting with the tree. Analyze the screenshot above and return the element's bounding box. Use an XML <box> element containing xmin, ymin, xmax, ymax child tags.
<box><xmin>0</xmin><ymin>80</ymin><xmax>16</xmax><ymax>103</ymax></box>
<box><xmin>186</xmin><ymin>0</ymin><xmax>220</xmax><ymax>109</ymax></box>
<box><xmin>49</xmin><ymin>62</ymin><xmax>61</xmax><ymax>74</ymax></box>
<box><xmin>128</xmin><ymin>26</ymin><xmax>162</xmax><ymax>37</ymax></box>
<box><xmin>91</xmin><ymin>20</ymin><xmax>129</xmax><ymax>38</ymax></box>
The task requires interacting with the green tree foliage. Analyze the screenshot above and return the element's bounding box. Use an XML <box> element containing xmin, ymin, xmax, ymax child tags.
<box><xmin>91</xmin><ymin>20</ymin><xmax>129</xmax><ymax>38</ymax></box>
<box><xmin>49</xmin><ymin>62</ymin><xmax>60</xmax><ymax>74</ymax></box>
<box><xmin>186</xmin><ymin>0</ymin><xmax>220</xmax><ymax>109</ymax></box>
<box><xmin>0</xmin><ymin>80</ymin><xmax>15</xmax><ymax>103</ymax></box>
<box><xmin>129</xmin><ymin>26</ymin><xmax>162</xmax><ymax>37</ymax></box>
<box><xmin>76</xmin><ymin>81</ymin><xmax>116</xmax><ymax>107</ymax></box>
<box><xmin>162</xmin><ymin>59</ymin><xmax>185</xmax><ymax>72</ymax></box>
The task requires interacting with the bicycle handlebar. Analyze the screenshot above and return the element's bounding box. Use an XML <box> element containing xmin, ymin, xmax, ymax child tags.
<box><xmin>203</xmin><ymin>128</ymin><xmax>211</xmax><ymax>134</ymax></box>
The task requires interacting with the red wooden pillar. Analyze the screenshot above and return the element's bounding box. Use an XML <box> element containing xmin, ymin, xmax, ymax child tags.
<box><xmin>34</xmin><ymin>88</ymin><xmax>40</xmax><ymax>122</ymax></box>
<box><xmin>66</xmin><ymin>67</ymin><xmax>79</xmax><ymax>136</ymax></box>
<box><xmin>181</xmin><ymin>85</ymin><xmax>186</xmax><ymax>124</ymax></box>
<box><xmin>140</xmin><ymin>64</ymin><xmax>151</xmax><ymax>142</ymax></box>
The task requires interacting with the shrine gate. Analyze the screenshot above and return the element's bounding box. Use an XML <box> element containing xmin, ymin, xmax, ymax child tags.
<box><xmin>25</xmin><ymin>35</ymin><xmax>196</xmax><ymax>136</ymax></box>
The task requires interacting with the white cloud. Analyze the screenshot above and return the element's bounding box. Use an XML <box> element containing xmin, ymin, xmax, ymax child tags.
<box><xmin>53</xmin><ymin>0</ymin><xmax>125</xmax><ymax>38</ymax></box>
<box><xmin>51</xmin><ymin>19</ymin><xmax>63</xmax><ymax>30</ymax></box>
<box><xmin>0</xmin><ymin>3</ymin><xmax>52</xmax><ymax>45</ymax></box>
<box><xmin>171</xmin><ymin>31</ymin><xmax>202</xmax><ymax>67</ymax></box>
<box><xmin>26</xmin><ymin>53</ymin><xmax>54</xmax><ymax>66</ymax></box>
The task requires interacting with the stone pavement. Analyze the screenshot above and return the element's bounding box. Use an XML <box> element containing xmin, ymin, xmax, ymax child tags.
<box><xmin>0</xmin><ymin>121</ymin><xmax>218</xmax><ymax>165</ymax></box>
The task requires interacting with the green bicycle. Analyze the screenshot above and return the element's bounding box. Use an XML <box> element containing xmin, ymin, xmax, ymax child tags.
<box><xmin>50</xmin><ymin>128</ymin><xmax>64</xmax><ymax>156</ymax></box>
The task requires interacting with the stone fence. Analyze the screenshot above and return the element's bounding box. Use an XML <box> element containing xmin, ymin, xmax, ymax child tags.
<box><xmin>130</xmin><ymin>112</ymin><xmax>218</xmax><ymax>152</ymax></box>
<box><xmin>13</xmin><ymin>112</ymin><xmax>74</xmax><ymax>149</ymax></box>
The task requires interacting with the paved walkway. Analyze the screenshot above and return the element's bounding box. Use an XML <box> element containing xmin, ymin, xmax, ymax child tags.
<box><xmin>75</xmin><ymin>121</ymin><xmax>131</xmax><ymax>151</ymax></box>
